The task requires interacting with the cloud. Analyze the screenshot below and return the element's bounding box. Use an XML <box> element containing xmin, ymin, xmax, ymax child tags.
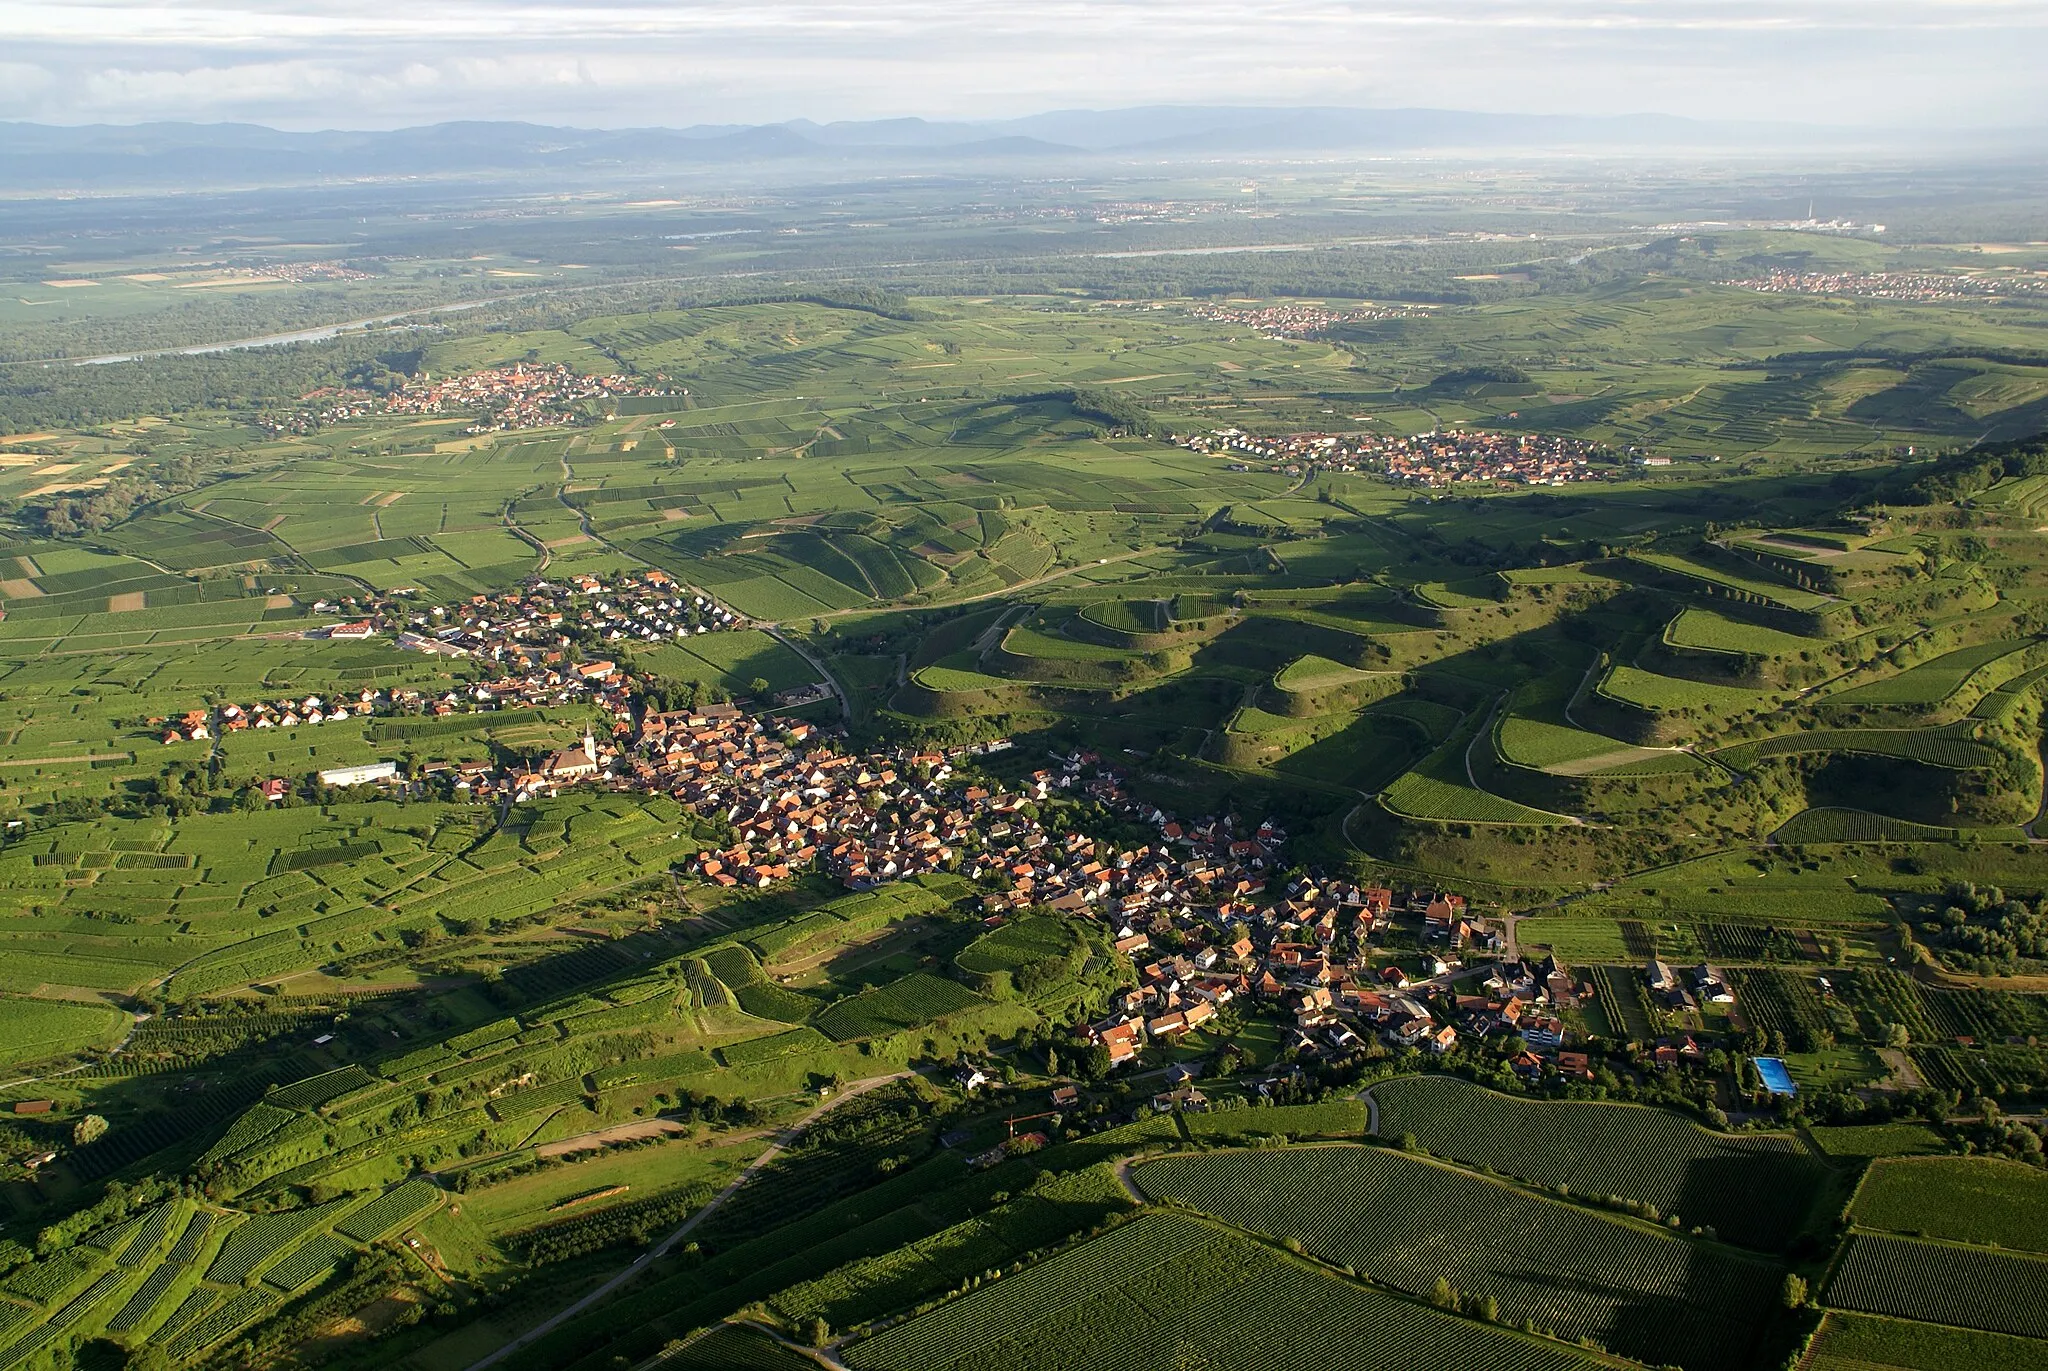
<box><xmin>0</xmin><ymin>0</ymin><xmax>2042</xmax><ymax>128</ymax></box>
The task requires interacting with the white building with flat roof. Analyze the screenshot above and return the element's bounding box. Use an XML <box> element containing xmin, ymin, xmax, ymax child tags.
<box><xmin>318</xmin><ymin>761</ymin><xmax>399</xmax><ymax>788</ymax></box>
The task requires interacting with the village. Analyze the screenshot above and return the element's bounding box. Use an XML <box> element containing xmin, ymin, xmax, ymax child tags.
<box><xmin>267</xmin><ymin>361</ymin><xmax>675</xmax><ymax>435</ymax></box>
<box><xmin>148</xmin><ymin>568</ymin><xmax>740</xmax><ymax>756</ymax></box>
<box><xmin>148</xmin><ymin>565</ymin><xmax>1741</xmax><ymax>1107</ymax></box>
<box><xmin>1728</xmin><ymin>268</ymin><xmax>2048</xmax><ymax>302</ymax></box>
<box><xmin>1181</xmin><ymin>426</ymin><xmax>1609</xmax><ymax>487</ymax></box>
<box><xmin>1179</xmin><ymin>299</ymin><xmax>1421</xmax><ymax>338</ymax></box>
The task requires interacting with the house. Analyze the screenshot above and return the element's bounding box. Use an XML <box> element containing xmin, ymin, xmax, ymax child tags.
<box><xmin>328</xmin><ymin>621</ymin><xmax>376</xmax><ymax>641</ymax></box>
<box><xmin>955</xmin><ymin>1065</ymin><xmax>990</xmax><ymax>1092</ymax></box>
<box><xmin>258</xmin><ymin>778</ymin><xmax>290</xmax><ymax>804</ymax></box>
<box><xmin>1384</xmin><ymin>1015</ymin><xmax>1434</xmax><ymax>1049</ymax></box>
<box><xmin>1050</xmin><ymin>1086</ymin><xmax>1080</xmax><ymax>1108</ymax></box>
<box><xmin>1691</xmin><ymin>964</ymin><xmax>1734</xmax><ymax>1004</ymax></box>
<box><xmin>1097</xmin><ymin>1021</ymin><xmax>1143</xmax><ymax>1066</ymax></box>
<box><xmin>1151</xmin><ymin>1086</ymin><xmax>1209</xmax><ymax>1114</ymax></box>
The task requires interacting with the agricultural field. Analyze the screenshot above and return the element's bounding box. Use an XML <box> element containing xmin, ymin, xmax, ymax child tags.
<box><xmin>843</xmin><ymin>1211</ymin><xmax>1613</xmax><ymax>1371</ymax></box>
<box><xmin>1808</xmin><ymin>1312</ymin><xmax>2048</xmax><ymax>1371</ymax></box>
<box><xmin>1849</xmin><ymin>1157</ymin><xmax>2048</xmax><ymax>1253</ymax></box>
<box><xmin>1825</xmin><ymin>1234</ymin><xmax>2048</xmax><ymax>1339</ymax></box>
<box><xmin>1823</xmin><ymin>641</ymin><xmax>2031</xmax><ymax>708</ymax></box>
<box><xmin>1135</xmin><ymin>1146</ymin><xmax>1785</xmax><ymax>1371</ymax></box>
<box><xmin>1664</xmin><ymin>609</ymin><xmax>1828</xmax><ymax>658</ymax></box>
<box><xmin>1713</xmin><ymin>723</ymin><xmax>2003</xmax><ymax>771</ymax></box>
<box><xmin>1369</xmin><ymin>1077</ymin><xmax>1825</xmax><ymax>1251</ymax></box>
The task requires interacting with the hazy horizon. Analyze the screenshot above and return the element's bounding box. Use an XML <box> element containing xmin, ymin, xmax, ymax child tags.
<box><xmin>3</xmin><ymin>1</ymin><xmax>2044</xmax><ymax>133</ymax></box>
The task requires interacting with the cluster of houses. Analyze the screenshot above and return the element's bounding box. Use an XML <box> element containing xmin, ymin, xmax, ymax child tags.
<box><xmin>151</xmin><ymin>691</ymin><xmax>397</xmax><ymax>744</ymax></box>
<box><xmin>389</xmin><ymin>570</ymin><xmax>741</xmax><ymax>660</ymax></box>
<box><xmin>1180</xmin><ymin>299</ymin><xmax>1420</xmax><ymax>338</ymax></box>
<box><xmin>1647</xmin><ymin>959</ymin><xmax>1735</xmax><ymax>1012</ymax></box>
<box><xmin>1181</xmin><ymin>426</ymin><xmax>1609</xmax><ymax>489</ymax></box>
<box><xmin>1079</xmin><ymin>879</ymin><xmax>1568</xmax><ymax>1071</ymax></box>
<box><xmin>154</xmin><ymin>572</ymin><xmax>737</xmax><ymax>756</ymax></box>
<box><xmin>142</xmin><ymin>560</ymin><xmax>1757</xmax><ymax>1089</ymax></box>
<box><xmin>266</xmin><ymin>361</ymin><xmax>674</xmax><ymax>436</ymax></box>
<box><xmin>1729</xmin><ymin>269</ymin><xmax>2041</xmax><ymax>302</ymax></box>
<box><xmin>379</xmin><ymin>362</ymin><xmax>673</xmax><ymax>432</ymax></box>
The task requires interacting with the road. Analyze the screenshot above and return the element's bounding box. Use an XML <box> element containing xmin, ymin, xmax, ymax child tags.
<box><xmin>464</xmin><ymin>1071</ymin><xmax>910</xmax><ymax>1371</ymax></box>
<box><xmin>765</xmin><ymin>626</ymin><xmax>851</xmax><ymax>720</ymax></box>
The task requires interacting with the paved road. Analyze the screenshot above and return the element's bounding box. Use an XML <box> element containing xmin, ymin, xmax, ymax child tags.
<box><xmin>765</xmin><ymin>625</ymin><xmax>851</xmax><ymax>720</ymax></box>
<box><xmin>464</xmin><ymin>1072</ymin><xmax>910</xmax><ymax>1371</ymax></box>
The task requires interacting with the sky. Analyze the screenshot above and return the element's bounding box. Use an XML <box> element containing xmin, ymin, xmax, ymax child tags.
<box><xmin>0</xmin><ymin>0</ymin><xmax>2043</xmax><ymax>131</ymax></box>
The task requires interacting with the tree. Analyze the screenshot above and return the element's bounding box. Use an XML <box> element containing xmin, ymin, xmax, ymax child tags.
<box><xmin>72</xmin><ymin>1114</ymin><xmax>108</xmax><ymax>1146</ymax></box>
<box><xmin>805</xmin><ymin>1316</ymin><xmax>831</xmax><ymax>1348</ymax></box>
<box><xmin>1431</xmin><ymin>1276</ymin><xmax>1455</xmax><ymax>1309</ymax></box>
<box><xmin>1782</xmin><ymin>1273</ymin><xmax>1809</xmax><ymax>1309</ymax></box>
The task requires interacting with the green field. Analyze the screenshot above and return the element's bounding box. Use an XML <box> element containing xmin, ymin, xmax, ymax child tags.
<box><xmin>844</xmin><ymin>1211</ymin><xmax>1610</xmax><ymax>1371</ymax></box>
<box><xmin>1809</xmin><ymin>1312</ymin><xmax>2048</xmax><ymax>1371</ymax></box>
<box><xmin>1601</xmin><ymin>665</ymin><xmax>1771</xmax><ymax>714</ymax></box>
<box><xmin>1664</xmin><ymin>608</ymin><xmax>1827</xmax><ymax>658</ymax></box>
<box><xmin>0</xmin><ymin>997</ymin><xmax>127</xmax><ymax>1069</ymax></box>
<box><xmin>1825</xmin><ymin>1234</ymin><xmax>2048</xmax><ymax>1339</ymax></box>
<box><xmin>1135</xmin><ymin>1146</ymin><xmax>1783</xmax><ymax>1371</ymax></box>
<box><xmin>1825</xmin><ymin>641</ymin><xmax>2031</xmax><ymax>707</ymax></box>
<box><xmin>1370</xmin><ymin>1076</ymin><xmax>1825</xmax><ymax>1251</ymax></box>
<box><xmin>1714</xmin><ymin>723</ymin><xmax>2003</xmax><ymax>770</ymax></box>
<box><xmin>1850</xmin><ymin>1157</ymin><xmax>2048</xmax><ymax>1252</ymax></box>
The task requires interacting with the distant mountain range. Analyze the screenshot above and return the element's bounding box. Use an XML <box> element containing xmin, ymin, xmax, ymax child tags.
<box><xmin>0</xmin><ymin>106</ymin><xmax>2017</xmax><ymax>192</ymax></box>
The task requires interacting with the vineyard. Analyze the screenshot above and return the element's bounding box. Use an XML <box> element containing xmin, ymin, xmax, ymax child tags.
<box><xmin>702</xmin><ymin>945</ymin><xmax>819</xmax><ymax>1023</ymax></box>
<box><xmin>107</xmin><ymin>1210</ymin><xmax>213</xmax><ymax>1332</ymax></box>
<box><xmin>1850</xmin><ymin>1157</ymin><xmax>2048</xmax><ymax>1252</ymax></box>
<box><xmin>813</xmin><ymin>973</ymin><xmax>987</xmax><ymax>1041</ymax></box>
<box><xmin>844</xmin><ymin>1211</ymin><xmax>1611</xmax><ymax>1371</ymax></box>
<box><xmin>1824</xmin><ymin>641</ymin><xmax>2028</xmax><ymax>707</ymax></box>
<box><xmin>1908</xmin><ymin>1042</ymin><xmax>2048</xmax><ymax>1096</ymax></box>
<box><xmin>1808</xmin><ymin>1311</ymin><xmax>2048</xmax><ymax>1371</ymax></box>
<box><xmin>335</xmin><ymin>1181</ymin><xmax>443</xmax><ymax>1242</ymax></box>
<box><xmin>1731</xmin><ymin>966</ymin><xmax>1843</xmax><ymax>1046</ymax></box>
<box><xmin>513</xmin><ymin>1184</ymin><xmax>714</xmax><ymax>1265</ymax></box>
<box><xmin>205</xmin><ymin>1198</ymin><xmax>355</xmax><ymax>1285</ymax></box>
<box><xmin>954</xmin><ymin>915</ymin><xmax>1080</xmax><ymax>976</ymax></box>
<box><xmin>262</xmin><ymin>1233</ymin><xmax>354</xmax><ymax>1293</ymax></box>
<box><xmin>662</xmin><ymin>1324</ymin><xmax>824</xmax><ymax>1370</ymax></box>
<box><xmin>1826</xmin><ymin>1233</ymin><xmax>2048</xmax><ymax>1339</ymax></box>
<box><xmin>1592</xmin><ymin>965</ymin><xmax>1658</xmax><ymax>1040</ymax></box>
<box><xmin>1369</xmin><ymin>1076</ymin><xmax>1823</xmax><ymax>1251</ymax></box>
<box><xmin>1714</xmin><ymin>725</ymin><xmax>2002</xmax><ymax>771</ymax></box>
<box><xmin>1134</xmin><ymin>1146</ymin><xmax>1783</xmax><ymax>1371</ymax></box>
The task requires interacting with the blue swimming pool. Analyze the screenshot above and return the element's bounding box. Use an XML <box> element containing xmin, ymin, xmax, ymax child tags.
<box><xmin>1753</xmin><ymin>1056</ymin><xmax>1797</xmax><ymax>1096</ymax></box>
